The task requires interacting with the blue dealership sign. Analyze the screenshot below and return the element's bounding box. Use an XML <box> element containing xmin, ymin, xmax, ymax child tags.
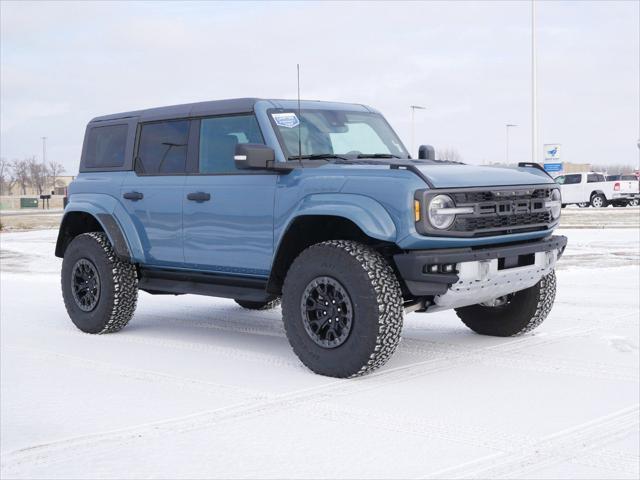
<box><xmin>544</xmin><ymin>163</ymin><xmax>563</xmax><ymax>172</ymax></box>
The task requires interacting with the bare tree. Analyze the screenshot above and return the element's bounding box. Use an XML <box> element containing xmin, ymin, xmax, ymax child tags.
<box><xmin>47</xmin><ymin>161</ymin><xmax>66</xmax><ymax>194</ymax></box>
<box><xmin>0</xmin><ymin>158</ymin><xmax>15</xmax><ymax>195</ymax></box>
<box><xmin>591</xmin><ymin>163</ymin><xmax>638</xmax><ymax>175</ymax></box>
<box><xmin>26</xmin><ymin>157</ymin><xmax>47</xmax><ymax>195</ymax></box>
<box><xmin>11</xmin><ymin>159</ymin><xmax>31</xmax><ymax>195</ymax></box>
<box><xmin>436</xmin><ymin>147</ymin><xmax>463</xmax><ymax>163</ymax></box>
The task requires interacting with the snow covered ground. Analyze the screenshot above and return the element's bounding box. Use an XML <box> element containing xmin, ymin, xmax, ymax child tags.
<box><xmin>0</xmin><ymin>226</ymin><xmax>638</xmax><ymax>479</ymax></box>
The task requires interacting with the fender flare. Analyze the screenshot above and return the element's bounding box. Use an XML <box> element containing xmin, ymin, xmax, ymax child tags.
<box><xmin>590</xmin><ymin>189</ymin><xmax>605</xmax><ymax>199</ymax></box>
<box><xmin>56</xmin><ymin>195</ymin><xmax>142</xmax><ymax>261</ymax></box>
<box><xmin>276</xmin><ymin>193</ymin><xmax>397</xmax><ymax>247</ymax></box>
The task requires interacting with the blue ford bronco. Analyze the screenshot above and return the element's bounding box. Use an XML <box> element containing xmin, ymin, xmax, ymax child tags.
<box><xmin>56</xmin><ymin>98</ymin><xmax>567</xmax><ymax>377</ymax></box>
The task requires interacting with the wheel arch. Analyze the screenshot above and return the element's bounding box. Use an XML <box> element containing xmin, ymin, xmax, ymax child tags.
<box><xmin>55</xmin><ymin>210</ymin><xmax>131</xmax><ymax>260</ymax></box>
<box><xmin>267</xmin><ymin>214</ymin><xmax>398</xmax><ymax>295</ymax></box>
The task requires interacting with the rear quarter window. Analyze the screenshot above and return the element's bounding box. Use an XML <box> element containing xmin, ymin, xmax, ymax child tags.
<box><xmin>587</xmin><ymin>174</ymin><xmax>605</xmax><ymax>183</ymax></box>
<box><xmin>564</xmin><ymin>174</ymin><xmax>582</xmax><ymax>185</ymax></box>
<box><xmin>85</xmin><ymin>124</ymin><xmax>128</xmax><ymax>169</ymax></box>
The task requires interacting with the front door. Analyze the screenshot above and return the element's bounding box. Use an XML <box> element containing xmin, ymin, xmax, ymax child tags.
<box><xmin>182</xmin><ymin>114</ymin><xmax>276</xmax><ymax>277</ymax></box>
<box><xmin>120</xmin><ymin>119</ymin><xmax>190</xmax><ymax>267</ymax></box>
<box><xmin>556</xmin><ymin>173</ymin><xmax>583</xmax><ymax>204</ymax></box>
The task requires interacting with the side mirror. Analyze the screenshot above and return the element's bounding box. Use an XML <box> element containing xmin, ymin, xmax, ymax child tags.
<box><xmin>418</xmin><ymin>145</ymin><xmax>435</xmax><ymax>160</ymax></box>
<box><xmin>234</xmin><ymin>144</ymin><xmax>275</xmax><ymax>169</ymax></box>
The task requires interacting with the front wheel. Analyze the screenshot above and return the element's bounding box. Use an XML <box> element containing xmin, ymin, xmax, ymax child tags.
<box><xmin>628</xmin><ymin>198</ymin><xmax>639</xmax><ymax>207</ymax></box>
<box><xmin>577</xmin><ymin>202</ymin><xmax>589</xmax><ymax>208</ymax></box>
<box><xmin>282</xmin><ymin>240</ymin><xmax>404</xmax><ymax>378</ymax></box>
<box><xmin>455</xmin><ymin>271</ymin><xmax>556</xmax><ymax>337</ymax></box>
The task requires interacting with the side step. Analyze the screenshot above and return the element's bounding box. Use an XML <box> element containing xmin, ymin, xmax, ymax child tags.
<box><xmin>138</xmin><ymin>268</ymin><xmax>270</xmax><ymax>302</ymax></box>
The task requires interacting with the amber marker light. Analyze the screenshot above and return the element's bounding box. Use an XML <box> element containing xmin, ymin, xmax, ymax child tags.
<box><xmin>414</xmin><ymin>199</ymin><xmax>421</xmax><ymax>222</ymax></box>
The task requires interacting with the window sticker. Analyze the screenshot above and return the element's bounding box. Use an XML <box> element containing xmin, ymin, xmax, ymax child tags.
<box><xmin>272</xmin><ymin>112</ymin><xmax>300</xmax><ymax>129</ymax></box>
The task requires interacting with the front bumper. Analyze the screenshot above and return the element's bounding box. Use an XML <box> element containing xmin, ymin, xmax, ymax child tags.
<box><xmin>393</xmin><ymin>235</ymin><xmax>567</xmax><ymax>307</ymax></box>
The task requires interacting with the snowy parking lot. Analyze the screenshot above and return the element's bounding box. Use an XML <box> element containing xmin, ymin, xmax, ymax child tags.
<box><xmin>1</xmin><ymin>212</ymin><xmax>638</xmax><ymax>479</ymax></box>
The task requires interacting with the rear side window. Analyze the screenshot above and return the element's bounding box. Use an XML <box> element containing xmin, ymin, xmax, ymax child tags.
<box><xmin>136</xmin><ymin>120</ymin><xmax>189</xmax><ymax>174</ymax></box>
<box><xmin>587</xmin><ymin>173</ymin><xmax>605</xmax><ymax>183</ymax></box>
<box><xmin>85</xmin><ymin>124</ymin><xmax>128</xmax><ymax>169</ymax></box>
<box><xmin>199</xmin><ymin>115</ymin><xmax>263</xmax><ymax>174</ymax></box>
<box><xmin>564</xmin><ymin>174</ymin><xmax>582</xmax><ymax>185</ymax></box>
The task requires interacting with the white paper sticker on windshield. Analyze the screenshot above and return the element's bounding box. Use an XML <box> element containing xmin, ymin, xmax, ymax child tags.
<box><xmin>272</xmin><ymin>112</ymin><xmax>300</xmax><ymax>128</ymax></box>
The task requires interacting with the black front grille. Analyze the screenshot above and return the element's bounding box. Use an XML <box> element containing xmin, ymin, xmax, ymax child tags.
<box><xmin>451</xmin><ymin>188</ymin><xmax>551</xmax><ymax>204</ymax></box>
<box><xmin>454</xmin><ymin>211</ymin><xmax>552</xmax><ymax>232</ymax></box>
<box><xmin>450</xmin><ymin>186</ymin><xmax>554</xmax><ymax>235</ymax></box>
<box><xmin>418</xmin><ymin>185</ymin><xmax>558</xmax><ymax>237</ymax></box>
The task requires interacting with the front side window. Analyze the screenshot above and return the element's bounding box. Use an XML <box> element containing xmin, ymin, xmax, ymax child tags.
<box><xmin>199</xmin><ymin>115</ymin><xmax>263</xmax><ymax>173</ymax></box>
<box><xmin>85</xmin><ymin>124</ymin><xmax>128</xmax><ymax>169</ymax></box>
<box><xmin>270</xmin><ymin>110</ymin><xmax>408</xmax><ymax>159</ymax></box>
<box><xmin>554</xmin><ymin>176</ymin><xmax>565</xmax><ymax>185</ymax></box>
<box><xmin>136</xmin><ymin>120</ymin><xmax>189</xmax><ymax>175</ymax></box>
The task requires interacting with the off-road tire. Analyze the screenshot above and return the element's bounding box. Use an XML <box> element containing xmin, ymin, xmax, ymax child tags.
<box><xmin>455</xmin><ymin>270</ymin><xmax>556</xmax><ymax>337</ymax></box>
<box><xmin>235</xmin><ymin>298</ymin><xmax>281</xmax><ymax>310</ymax></box>
<box><xmin>61</xmin><ymin>232</ymin><xmax>138</xmax><ymax>334</ymax></box>
<box><xmin>282</xmin><ymin>240</ymin><xmax>404</xmax><ymax>378</ymax></box>
<box><xmin>590</xmin><ymin>193</ymin><xmax>607</xmax><ymax>208</ymax></box>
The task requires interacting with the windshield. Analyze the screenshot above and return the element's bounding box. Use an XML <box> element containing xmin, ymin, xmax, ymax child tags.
<box><xmin>269</xmin><ymin>109</ymin><xmax>409</xmax><ymax>159</ymax></box>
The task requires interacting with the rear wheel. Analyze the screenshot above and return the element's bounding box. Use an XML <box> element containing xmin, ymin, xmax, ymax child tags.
<box><xmin>590</xmin><ymin>194</ymin><xmax>607</xmax><ymax>208</ymax></box>
<box><xmin>628</xmin><ymin>198</ymin><xmax>639</xmax><ymax>207</ymax></box>
<box><xmin>577</xmin><ymin>202</ymin><xmax>589</xmax><ymax>208</ymax></box>
<box><xmin>61</xmin><ymin>232</ymin><xmax>138</xmax><ymax>334</ymax></box>
<box><xmin>235</xmin><ymin>298</ymin><xmax>280</xmax><ymax>310</ymax></box>
<box><xmin>282</xmin><ymin>240</ymin><xmax>404</xmax><ymax>378</ymax></box>
<box><xmin>455</xmin><ymin>271</ymin><xmax>556</xmax><ymax>337</ymax></box>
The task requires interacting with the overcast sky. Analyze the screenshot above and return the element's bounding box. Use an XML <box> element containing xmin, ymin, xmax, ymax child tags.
<box><xmin>1</xmin><ymin>0</ymin><xmax>638</xmax><ymax>172</ymax></box>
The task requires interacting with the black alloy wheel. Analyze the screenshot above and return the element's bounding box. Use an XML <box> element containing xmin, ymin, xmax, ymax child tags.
<box><xmin>300</xmin><ymin>276</ymin><xmax>353</xmax><ymax>348</ymax></box>
<box><xmin>71</xmin><ymin>258</ymin><xmax>101</xmax><ymax>312</ymax></box>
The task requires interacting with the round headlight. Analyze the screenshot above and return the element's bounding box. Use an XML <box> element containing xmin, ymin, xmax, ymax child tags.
<box><xmin>428</xmin><ymin>194</ymin><xmax>456</xmax><ymax>229</ymax></box>
<box><xmin>549</xmin><ymin>188</ymin><xmax>562</xmax><ymax>219</ymax></box>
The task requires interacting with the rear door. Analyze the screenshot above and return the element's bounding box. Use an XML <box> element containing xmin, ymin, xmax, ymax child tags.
<box><xmin>182</xmin><ymin>114</ymin><xmax>277</xmax><ymax>277</ymax></box>
<box><xmin>120</xmin><ymin>119</ymin><xmax>190</xmax><ymax>267</ymax></box>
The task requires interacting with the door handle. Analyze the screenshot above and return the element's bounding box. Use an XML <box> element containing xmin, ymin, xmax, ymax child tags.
<box><xmin>123</xmin><ymin>191</ymin><xmax>143</xmax><ymax>201</ymax></box>
<box><xmin>187</xmin><ymin>192</ymin><xmax>211</xmax><ymax>202</ymax></box>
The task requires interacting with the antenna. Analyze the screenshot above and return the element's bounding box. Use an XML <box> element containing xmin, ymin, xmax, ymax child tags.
<box><xmin>297</xmin><ymin>64</ymin><xmax>302</xmax><ymax>162</ymax></box>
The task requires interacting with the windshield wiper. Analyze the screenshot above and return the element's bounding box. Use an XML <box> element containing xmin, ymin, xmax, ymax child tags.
<box><xmin>357</xmin><ymin>153</ymin><xmax>402</xmax><ymax>159</ymax></box>
<box><xmin>287</xmin><ymin>153</ymin><xmax>350</xmax><ymax>161</ymax></box>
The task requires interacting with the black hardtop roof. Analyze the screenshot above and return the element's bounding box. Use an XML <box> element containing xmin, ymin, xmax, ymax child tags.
<box><xmin>89</xmin><ymin>98</ymin><xmax>373</xmax><ymax>124</ymax></box>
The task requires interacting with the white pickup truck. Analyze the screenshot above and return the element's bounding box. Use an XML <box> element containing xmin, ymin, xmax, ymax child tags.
<box><xmin>554</xmin><ymin>172</ymin><xmax>640</xmax><ymax>208</ymax></box>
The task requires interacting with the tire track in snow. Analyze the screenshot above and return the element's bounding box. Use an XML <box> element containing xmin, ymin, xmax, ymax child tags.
<box><xmin>0</xmin><ymin>335</ymin><xmax>557</xmax><ymax>473</ymax></box>
<box><xmin>401</xmin><ymin>338</ymin><xmax>639</xmax><ymax>382</ymax></box>
<box><xmin>423</xmin><ymin>404</ymin><xmax>640</xmax><ymax>479</ymax></box>
<box><xmin>2</xmin><ymin>312</ymin><xmax>636</xmax><ymax>472</ymax></box>
<box><xmin>6</xmin><ymin>345</ymin><xmax>270</xmax><ymax>401</ymax></box>
<box><xmin>305</xmin><ymin>402</ymin><xmax>639</xmax><ymax>477</ymax></box>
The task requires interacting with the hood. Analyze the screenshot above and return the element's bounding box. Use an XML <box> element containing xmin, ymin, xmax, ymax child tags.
<box><xmin>415</xmin><ymin>164</ymin><xmax>553</xmax><ymax>188</ymax></box>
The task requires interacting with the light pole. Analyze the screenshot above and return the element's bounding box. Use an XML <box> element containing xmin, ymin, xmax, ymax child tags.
<box><xmin>506</xmin><ymin>124</ymin><xmax>518</xmax><ymax>164</ymax></box>
<box><xmin>41</xmin><ymin>136</ymin><xmax>47</xmax><ymax>194</ymax></box>
<box><xmin>531</xmin><ymin>0</ymin><xmax>538</xmax><ymax>164</ymax></box>
<box><xmin>410</xmin><ymin>105</ymin><xmax>426</xmax><ymax>158</ymax></box>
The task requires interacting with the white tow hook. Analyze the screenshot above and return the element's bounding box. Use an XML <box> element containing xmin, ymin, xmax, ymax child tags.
<box><xmin>479</xmin><ymin>260</ymin><xmax>490</xmax><ymax>281</ymax></box>
<box><xmin>545</xmin><ymin>250</ymin><xmax>557</xmax><ymax>268</ymax></box>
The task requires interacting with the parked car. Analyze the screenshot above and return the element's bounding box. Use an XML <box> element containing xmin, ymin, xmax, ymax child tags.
<box><xmin>554</xmin><ymin>172</ymin><xmax>639</xmax><ymax>207</ymax></box>
<box><xmin>55</xmin><ymin>98</ymin><xmax>566</xmax><ymax>377</ymax></box>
